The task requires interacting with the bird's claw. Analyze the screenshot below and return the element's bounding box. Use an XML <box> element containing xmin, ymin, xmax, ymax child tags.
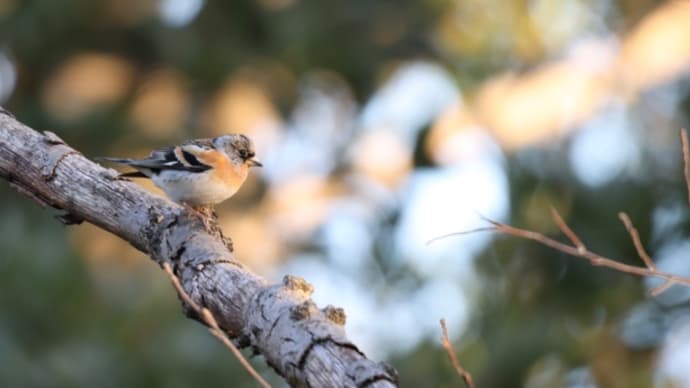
<box><xmin>184</xmin><ymin>204</ymin><xmax>218</xmax><ymax>233</ymax></box>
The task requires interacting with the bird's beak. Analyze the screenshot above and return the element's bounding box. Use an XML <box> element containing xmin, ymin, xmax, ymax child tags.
<box><xmin>248</xmin><ymin>158</ymin><xmax>263</xmax><ymax>167</ymax></box>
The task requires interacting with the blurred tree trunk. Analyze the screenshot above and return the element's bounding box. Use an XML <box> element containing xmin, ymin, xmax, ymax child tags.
<box><xmin>0</xmin><ymin>108</ymin><xmax>398</xmax><ymax>388</ymax></box>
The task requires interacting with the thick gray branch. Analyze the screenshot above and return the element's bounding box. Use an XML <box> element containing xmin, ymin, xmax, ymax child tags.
<box><xmin>0</xmin><ymin>109</ymin><xmax>398</xmax><ymax>388</ymax></box>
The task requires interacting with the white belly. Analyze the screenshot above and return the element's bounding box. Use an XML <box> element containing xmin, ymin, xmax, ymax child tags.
<box><xmin>152</xmin><ymin>170</ymin><xmax>238</xmax><ymax>206</ymax></box>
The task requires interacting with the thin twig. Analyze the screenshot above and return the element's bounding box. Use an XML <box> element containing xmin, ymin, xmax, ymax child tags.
<box><xmin>449</xmin><ymin>211</ymin><xmax>690</xmax><ymax>293</ymax></box>
<box><xmin>440</xmin><ymin>319</ymin><xmax>474</xmax><ymax>388</ymax></box>
<box><xmin>650</xmin><ymin>280</ymin><xmax>675</xmax><ymax>297</ymax></box>
<box><xmin>162</xmin><ymin>263</ymin><xmax>272</xmax><ymax>388</ymax></box>
<box><xmin>426</xmin><ymin>227</ymin><xmax>497</xmax><ymax>245</ymax></box>
<box><xmin>431</xmin><ymin>130</ymin><xmax>690</xmax><ymax>297</ymax></box>
<box><xmin>162</xmin><ymin>262</ymin><xmax>202</xmax><ymax>311</ymax></box>
<box><xmin>431</xmin><ymin>208</ymin><xmax>690</xmax><ymax>295</ymax></box>
<box><xmin>549</xmin><ymin>206</ymin><xmax>585</xmax><ymax>253</ymax></box>
<box><xmin>618</xmin><ymin>212</ymin><xmax>655</xmax><ymax>270</ymax></box>
<box><xmin>681</xmin><ymin>129</ymin><xmax>690</xmax><ymax>206</ymax></box>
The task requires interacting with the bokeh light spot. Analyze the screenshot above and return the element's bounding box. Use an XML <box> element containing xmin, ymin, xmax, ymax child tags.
<box><xmin>158</xmin><ymin>0</ymin><xmax>204</xmax><ymax>27</ymax></box>
<box><xmin>568</xmin><ymin>102</ymin><xmax>639</xmax><ymax>187</ymax></box>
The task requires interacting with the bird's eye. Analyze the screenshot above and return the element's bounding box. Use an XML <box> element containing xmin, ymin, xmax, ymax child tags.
<box><xmin>239</xmin><ymin>149</ymin><xmax>248</xmax><ymax>159</ymax></box>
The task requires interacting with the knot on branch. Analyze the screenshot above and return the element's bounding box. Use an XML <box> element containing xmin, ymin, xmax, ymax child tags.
<box><xmin>322</xmin><ymin>305</ymin><xmax>346</xmax><ymax>326</ymax></box>
<box><xmin>290</xmin><ymin>301</ymin><xmax>314</xmax><ymax>321</ymax></box>
<box><xmin>246</xmin><ymin>278</ymin><xmax>358</xmax><ymax>382</ymax></box>
<box><xmin>283</xmin><ymin>274</ymin><xmax>314</xmax><ymax>297</ymax></box>
<box><xmin>346</xmin><ymin>359</ymin><xmax>400</xmax><ymax>387</ymax></box>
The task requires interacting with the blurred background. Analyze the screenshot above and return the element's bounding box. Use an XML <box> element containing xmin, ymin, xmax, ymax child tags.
<box><xmin>1</xmin><ymin>0</ymin><xmax>690</xmax><ymax>387</ymax></box>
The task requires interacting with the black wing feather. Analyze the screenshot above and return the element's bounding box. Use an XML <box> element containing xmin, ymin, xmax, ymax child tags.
<box><xmin>159</xmin><ymin>147</ymin><xmax>212</xmax><ymax>172</ymax></box>
<box><xmin>97</xmin><ymin>144</ymin><xmax>212</xmax><ymax>177</ymax></box>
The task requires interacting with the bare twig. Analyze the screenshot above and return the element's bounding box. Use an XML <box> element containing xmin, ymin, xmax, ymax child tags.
<box><xmin>431</xmin><ymin>211</ymin><xmax>690</xmax><ymax>296</ymax></box>
<box><xmin>650</xmin><ymin>279</ymin><xmax>675</xmax><ymax>297</ymax></box>
<box><xmin>681</xmin><ymin>129</ymin><xmax>690</xmax><ymax>206</ymax></box>
<box><xmin>549</xmin><ymin>206</ymin><xmax>585</xmax><ymax>253</ymax></box>
<box><xmin>440</xmin><ymin>319</ymin><xmax>474</xmax><ymax>388</ymax></box>
<box><xmin>431</xmin><ymin>208</ymin><xmax>690</xmax><ymax>295</ymax></box>
<box><xmin>537</xmin><ymin>209</ymin><xmax>689</xmax><ymax>290</ymax></box>
<box><xmin>426</xmin><ymin>227</ymin><xmax>497</xmax><ymax>246</ymax></box>
<box><xmin>162</xmin><ymin>263</ymin><xmax>271</xmax><ymax>388</ymax></box>
<box><xmin>618</xmin><ymin>212</ymin><xmax>655</xmax><ymax>270</ymax></box>
<box><xmin>431</xmin><ymin>129</ymin><xmax>690</xmax><ymax>296</ymax></box>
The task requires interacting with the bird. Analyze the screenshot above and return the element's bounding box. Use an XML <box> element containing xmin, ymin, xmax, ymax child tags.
<box><xmin>98</xmin><ymin>134</ymin><xmax>262</xmax><ymax>215</ymax></box>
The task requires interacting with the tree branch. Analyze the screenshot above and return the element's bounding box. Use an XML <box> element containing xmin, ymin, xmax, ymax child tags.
<box><xmin>681</xmin><ymin>128</ymin><xmax>690</xmax><ymax>206</ymax></box>
<box><xmin>0</xmin><ymin>110</ymin><xmax>398</xmax><ymax>387</ymax></box>
<box><xmin>439</xmin><ymin>319</ymin><xmax>474</xmax><ymax>388</ymax></box>
<box><xmin>501</xmin><ymin>211</ymin><xmax>689</xmax><ymax>292</ymax></box>
<box><xmin>431</xmin><ymin>210</ymin><xmax>690</xmax><ymax>296</ymax></box>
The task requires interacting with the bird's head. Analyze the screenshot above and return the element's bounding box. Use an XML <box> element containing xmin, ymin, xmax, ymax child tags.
<box><xmin>214</xmin><ymin>134</ymin><xmax>262</xmax><ymax>167</ymax></box>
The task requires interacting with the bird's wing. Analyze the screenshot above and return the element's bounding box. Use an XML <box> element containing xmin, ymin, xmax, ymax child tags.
<box><xmin>98</xmin><ymin>138</ymin><xmax>215</xmax><ymax>175</ymax></box>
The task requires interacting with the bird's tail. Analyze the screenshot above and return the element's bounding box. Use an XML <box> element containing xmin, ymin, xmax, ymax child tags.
<box><xmin>115</xmin><ymin>170</ymin><xmax>149</xmax><ymax>178</ymax></box>
<box><xmin>94</xmin><ymin>156</ymin><xmax>135</xmax><ymax>164</ymax></box>
<box><xmin>95</xmin><ymin>157</ymin><xmax>151</xmax><ymax>178</ymax></box>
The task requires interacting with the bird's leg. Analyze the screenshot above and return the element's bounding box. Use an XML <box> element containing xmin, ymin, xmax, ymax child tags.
<box><xmin>183</xmin><ymin>203</ymin><xmax>217</xmax><ymax>232</ymax></box>
<box><xmin>201</xmin><ymin>209</ymin><xmax>230</xmax><ymax>250</ymax></box>
<box><xmin>196</xmin><ymin>204</ymin><xmax>215</xmax><ymax>219</ymax></box>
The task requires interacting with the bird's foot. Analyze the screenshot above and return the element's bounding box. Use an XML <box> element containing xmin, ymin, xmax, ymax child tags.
<box><xmin>184</xmin><ymin>204</ymin><xmax>218</xmax><ymax>232</ymax></box>
<box><xmin>182</xmin><ymin>205</ymin><xmax>231</xmax><ymax>250</ymax></box>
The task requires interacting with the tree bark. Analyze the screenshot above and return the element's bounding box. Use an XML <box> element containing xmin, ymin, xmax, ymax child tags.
<box><xmin>0</xmin><ymin>108</ymin><xmax>398</xmax><ymax>388</ymax></box>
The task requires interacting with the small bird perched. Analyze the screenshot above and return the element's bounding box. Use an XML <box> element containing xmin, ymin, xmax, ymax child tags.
<box><xmin>98</xmin><ymin>134</ymin><xmax>262</xmax><ymax>211</ymax></box>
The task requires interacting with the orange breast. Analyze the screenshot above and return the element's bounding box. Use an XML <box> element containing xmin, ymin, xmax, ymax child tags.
<box><xmin>195</xmin><ymin>149</ymin><xmax>249</xmax><ymax>192</ymax></box>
